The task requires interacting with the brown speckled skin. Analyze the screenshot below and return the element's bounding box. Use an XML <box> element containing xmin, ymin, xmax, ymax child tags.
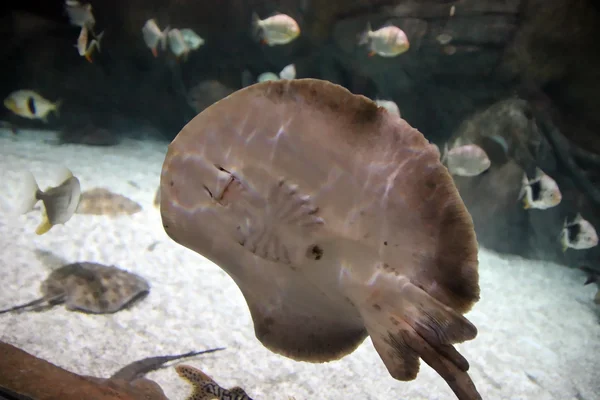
<box><xmin>160</xmin><ymin>79</ymin><xmax>481</xmax><ymax>400</ymax></box>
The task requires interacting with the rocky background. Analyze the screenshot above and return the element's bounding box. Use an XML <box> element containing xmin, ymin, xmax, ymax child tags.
<box><xmin>1</xmin><ymin>0</ymin><xmax>598</xmax><ymax>270</ymax></box>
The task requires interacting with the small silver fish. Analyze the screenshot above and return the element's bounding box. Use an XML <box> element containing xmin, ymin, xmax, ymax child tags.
<box><xmin>76</xmin><ymin>25</ymin><xmax>104</xmax><ymax>63</ymax></box>
<box><xmin>257</xmin><ymin>72</ymin><xmax>280</xmax><ymax>82</ymax></box>
<box><xmin>518</xmin><ymin>167</ymin><xmax>562</xmax><ymax>210</ymax></box>
<box><xmin>15</xmin><ymin>167</ymin><xmax>82</xmax><ymax>235</ymax></box>
<box><xmin>560</xmin><ymin>214</ymin><xmax>598</xmax><ymax>252</ymax></box>
<box><xmin>142</xmin><ymin>19</ymin><xmax>169</xmax><ymax>57</ymax></box>
<box><xmin>180</xmin><ymin>28</ymin><xmax>205</xmax><ymax>50</ymax></box>
<box><xmin>252</xmin><ymin>13</ymin><xmax>300</xmax><ymax>46</ymax></box>
<box><xmin>3</xmin><ymin>90</ymin><xmax>61</xmax><ymax>122</ymax></box>
<box><xmin>64</xmin><ymin>0</ymin><xmax>95</xmax><ymax>29</ymax></box>
<box><xmin>375</xmin><ymin>99</ymin><xmax>401</xmax><ymax>117</ymax></box>
<box><xmin>441</xmin><ymin>144</ymin><xmax>491</xmax><ymax>177</ymax></box>
<box><xmin>436</xmin><ymin>33</ymin><xmax>453</xmax><ymax>45</ymax></box>
<box><xmin>358</xmin><ymin>23</ymin><xmax>410</xmax><ymax>57</ymax></box>
<box><xmin>167</xmin><ymin>28</ymin><xmax>190</xmax><ymax>60</ymax></box>
<box><xmin>279</xmin><ymin>63</ymin><xmax>296</xmax><ymax>80</ymax></box>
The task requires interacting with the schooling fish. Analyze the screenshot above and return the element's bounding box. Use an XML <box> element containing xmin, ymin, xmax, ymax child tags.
<box><xmin>167</xmin><ymin>29</ymin><xmax>190</xmax><ymax>60</ymax></box>
<box><xmin>142</xmin><ymin>19</ymin><xmax>169</xmax><ymax>57</ymax></box>
<box><xmin>252</xmin><ymin>13</ymin><xmax>300</xmax><ymax>46</ymax></box>
<box><xmin>358</xmin><ymin>22</ymin><xmax>410</xmax><ymax>57</ymax></box>
<box><xmin>180</xmin><ymin>28</ymin><xmax>205</xmax><ymax>51</ymax></box>
<box><xmin>64</xmin><ymin>0</ymin><xmax>95</xmax><ymax>29</ymax></box>
<box><xmin>279</xmin><ymin>63</ymin><xmax>296</xmax><ymax>80</ymax></box>
<box><xmin>375</xmin><ymin>99</ymin><xmax>401</xmax><ymax>118</ymax></box>
<box><xmin>560</xmin><ymin>213</ymin><xmax>598</xmax><ymax>252</ymax></box>
<box><xmin>75</xmin><ymin>25</ymin><xmax>104</xmax><ymax>63</ymax></box>
<box><xmin>15</xmin><ymin>167</ymin><xmax>81</xmax><ymax>235</ymax></box>
<box><xmin>518</xmin><ymin>168</ymin><xmax>562</xmax><ymax>210</ymax></box>
<box><xmin>441</xmin><ymin>144</ymin><xmax>491</xmax><ymax>177</ymax></box>
<box><xmin>4</xmin><ymin>90</ymin><xmax>61</xmax><ymax>123</ymax></box>
<box><xmin>175</xmin><ymin>364</ymin><xmax>253</xmax><ymax>400</ymax></box>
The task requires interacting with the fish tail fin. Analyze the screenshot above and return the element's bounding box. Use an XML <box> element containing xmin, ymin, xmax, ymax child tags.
<box><xmin>252</xmin><ymin>12</ymin><xmax>263</xmax><ymax>40</ymax></box>
<box><xmin>358</xmin><ymin>277</ymin><xmax>480</xmax><ymax>400</ymax></box>
<box><xmin>441</xmin><ymin>143</ymin><xmax>449</xmax><ymax>164</ymax></box>
<box><xmin>358</xmin><ymin>22</ymin><xmax>372</xmax><ymax>45</ymax></box>
<box><xmin>160</xmin><ymin>27</ymin><xmax>170</xmax><ymax>51</ymax></box>
<box><xmin>15</xmin><ymin>171</ymin><xmax>40</xmax><ymax>215</ymax></box>
<box><xmin>518</xmin><ymin>173</ymin><xmax>528</xmax><ymax>200</ymax></box>
<box><xmin>53</xmin><ymin>99</ymin><xmax>63</xmax><ymax>117</ymax></box>
<box><xmin>94</xmin><ymin>30</ymin><xmax>105</xmax><ymax>52</ymax></box>
<box><xmin>35</xmin><ymin>210</ymin><xmax>52</xmax><ymax>235</ymax></box>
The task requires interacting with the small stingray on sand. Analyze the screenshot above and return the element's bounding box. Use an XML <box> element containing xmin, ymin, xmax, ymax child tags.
<box><xmin>0</xmin><ymin>262</ymin><xmax>150</xmax><ymax>314</ymax></box>
<box><xmin>160</xmin><ymin>79</ymin><xmax>481</xmax><ymax>399</ymax></box>
<box><xmin>76</xmin><ymin>188</ymin><xmax>142</xmax><ymax>215</ymax></box>
<box><xmin>176</xmin><ymin>364</ymin><xmax>253</xmax><ymax>400</ymax></box>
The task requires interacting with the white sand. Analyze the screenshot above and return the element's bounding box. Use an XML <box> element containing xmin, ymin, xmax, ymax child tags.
<box><xmin>0</xmin><ymin>128</ymin><xmax>599</xmax><ymax>400</ymax></box>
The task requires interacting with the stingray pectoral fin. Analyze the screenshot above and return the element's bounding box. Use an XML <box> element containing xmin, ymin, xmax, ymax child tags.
<box><xmin>244</xmin><ymin>292</ymin><xmax>368</xmax><ymax>363</ymax></box>
<box><xmin>360</xmin><ymin>279</ymin><xmax>481</xmax><ymax>400</ymax></box>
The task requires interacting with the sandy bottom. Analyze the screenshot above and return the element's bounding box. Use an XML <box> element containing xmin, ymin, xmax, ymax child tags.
<box><xmin>0</xmin><ymin>129</ymin><xmax>599</xmax><ymax>400</ymax></box>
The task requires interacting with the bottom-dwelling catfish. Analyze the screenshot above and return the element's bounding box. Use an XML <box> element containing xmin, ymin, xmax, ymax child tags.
<box><xmin>176</xmin><ymin>364</ymin><xmax>254</xmax><ymax>400</ymax></box>
<box><xmin>0</xmin><ymin>262</ymin><xmax>150</xmax><ymax>315</ymax></box>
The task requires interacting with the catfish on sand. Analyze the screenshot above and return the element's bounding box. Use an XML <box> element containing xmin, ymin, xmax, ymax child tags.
<box><xmin>16</xmin><ymin>167</ymin><xmax>82</xmax><ymax>235</ymax></box>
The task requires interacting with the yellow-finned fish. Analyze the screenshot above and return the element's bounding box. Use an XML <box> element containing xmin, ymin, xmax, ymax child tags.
<box><xmin>252</xmin><ymin>13</ymin><xmax>300</xmax><ymax>46</ymax></box>
<box><xmin>15</xmin><ymin>167</ymin><xmax>82</xmax><ymax>235</ymax></box>
<box><xmin>4</xmin><ymin>90</ymin><xmax>61</xmax><ymax>122</ymax></box>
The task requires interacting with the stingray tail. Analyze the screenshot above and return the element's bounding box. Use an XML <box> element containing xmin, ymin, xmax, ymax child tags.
<box><xmin>356</xmin><ymin>277</ymin><xmax>481</xmax><ymax>400</ymax></box>
<box><xmin>0</xmin><ymin>297</ymin><xmax>48</xmax><ymax>315</ymax></box>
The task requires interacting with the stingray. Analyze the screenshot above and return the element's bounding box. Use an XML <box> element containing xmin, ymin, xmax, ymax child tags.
<box><xmin>0</xmin><ymin>262</ymin><xmax>150</xmax><ymax>315</ymax></box>
<box><xmin>159</xmin><ymin>79</ymin><xmax>481</xmax><ymax>399</ymax></box>
<box><xmin>76</xmin><ymin>188</ymin><xmax>142</xmax><ymax>216</ymax></box>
